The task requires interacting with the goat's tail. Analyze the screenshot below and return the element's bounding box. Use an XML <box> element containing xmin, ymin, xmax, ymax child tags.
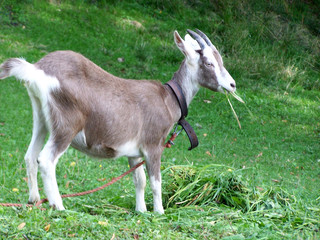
<box><xmin>0</xmin><ymin>58</ymin><xmax>34</xmax><ymax>83</ymax></box>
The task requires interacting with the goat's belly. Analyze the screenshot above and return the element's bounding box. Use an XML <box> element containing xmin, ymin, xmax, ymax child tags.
<box><xmin>71</xmin><ymin>131</ymin><xmax>141</xmax><ymax>159</ymax></box>
<box><xmin>71</xmin><ymin>141</ymin><xmax>116</xmax><ymax>158</ymax></box>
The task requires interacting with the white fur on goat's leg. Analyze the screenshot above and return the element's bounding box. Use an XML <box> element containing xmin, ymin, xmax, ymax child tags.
<box><xmin>25</xmin><ymin>93</ymin><xmax>47</xmax><ymax>204</ymax></box>
<box><xmin>129</xmin><ymin>157</ymin><xmax>147</xmax><ymax>212</ymax></box>
<box><xmin>37</xmin><ymin>138</ymin><xmax>67</xmax><ymax>210</ymax></box>
<box><xmin>149</xmin><ymin>175</ymin><xmax>164</xmax><ymax>214</ymax></box>
<box><xmin>145</xmin><ymin>151</ymin><xmax>164</xmax><ymax>214</ymax></box>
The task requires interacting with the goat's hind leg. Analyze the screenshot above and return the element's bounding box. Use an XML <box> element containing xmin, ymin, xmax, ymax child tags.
<box><xmin>37</xmin><ymin>136</ymin><xmax>70</xmax><ymax>210</ymax></box>
<box><xmin>25</xmin><ymin>94</ymin><xmax>47</xmax><ymax>204</ymax></box>
<box><xmin>129</xmin><ymin>157</ymin><xmax>147</xmax><ymax>212</ymax></box>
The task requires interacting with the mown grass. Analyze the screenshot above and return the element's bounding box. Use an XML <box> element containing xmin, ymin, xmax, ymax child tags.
<box><xmin>0</xmin><ymin>0</ymin><xmax>319</xmax><ymax>239</ymax></box>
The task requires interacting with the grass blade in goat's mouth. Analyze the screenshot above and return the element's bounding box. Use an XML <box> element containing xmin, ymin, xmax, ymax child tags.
<box><xmin>230</xmin><ymin>91</ymin><xmax>245</xmax><ymax>103</ymax></box>
<box><xmin>225</xmin><ymin>90</ymin><xmax>242</xmax><ymax>129</ymax></box>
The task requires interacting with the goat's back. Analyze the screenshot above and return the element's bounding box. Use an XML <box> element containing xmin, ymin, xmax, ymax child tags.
<box><xmin>35</xmin><ymin>51</ymin><xmax>175</xmax><ymax>152</ymax></box>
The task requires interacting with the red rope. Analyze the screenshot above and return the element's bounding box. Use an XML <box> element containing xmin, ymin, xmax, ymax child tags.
<box><xmin>0</xmin><ymin>161</ymin><xmax>145</xmax><ymax>210</ymax></box>
<box><xmin>164</xmin><ymin>133</ymin><xmax>177</xmax><ymax>148</ymax></box>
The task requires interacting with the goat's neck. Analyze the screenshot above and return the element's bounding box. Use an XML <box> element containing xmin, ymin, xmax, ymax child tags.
<box><xmin>172</xmin><ymin>61</ymin><xmax>200</xmax><ymax>106</ymax></box>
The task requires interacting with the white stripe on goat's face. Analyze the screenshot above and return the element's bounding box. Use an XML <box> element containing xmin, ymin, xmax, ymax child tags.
<box><xmin>184</xmin><ymin>30</ymin><xmax>236</xmax><ymax>93</ymax></box>
<box><xmin>198</xmin><ymin>46</ymin><xmax>236</xmax><ymax>93</ymax></box>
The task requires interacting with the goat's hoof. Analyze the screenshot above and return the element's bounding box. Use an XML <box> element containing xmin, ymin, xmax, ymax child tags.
<box><xmin>49</xmin><ymin>204</ymin><xmax>65</xmax><ymax>211</ymax></box>
<box><xmin>136</xmin><ymin>206</ymin><xmax>147</xmax><ymax>213</ymax></box>
<box><xmin>28</xmin><ymin>195</ymin><xmax>40</xmax><ymax>204</ymax></box>
<box><xmin>136</xmin><ymin>209</ymin><xmax>147</xmax><ymax>213</ymax></box>
<box><xmin>154</xmin><ymin>208</ymin><xmax>164</xmax><ymax>215</ymax></box>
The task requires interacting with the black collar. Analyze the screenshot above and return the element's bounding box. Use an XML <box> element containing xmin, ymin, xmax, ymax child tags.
<box><xmin>165</xmin><ymin>80</ymin><xmax>199</xmax><ymax>150</ymax></box>
<box><xmin>165</xmin><ymin>80</ymin><xmax>188</xmax><ymax>120</ymax></box>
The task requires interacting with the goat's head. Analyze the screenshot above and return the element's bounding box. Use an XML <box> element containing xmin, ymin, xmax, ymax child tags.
<box><xmin>174</xmin><ymin>29</ymin><xmax>236</xmax><ymax>93</ymax></box>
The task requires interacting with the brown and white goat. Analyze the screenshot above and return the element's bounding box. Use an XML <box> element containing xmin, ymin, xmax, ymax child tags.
<box><xmin>0</xmin><ymin>30</ymin><xmax>236</xmax><ymax>213</ymax></box>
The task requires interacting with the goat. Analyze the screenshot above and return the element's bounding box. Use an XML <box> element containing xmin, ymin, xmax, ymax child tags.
<box><xmin>0</xmin><ymin>30</ymin><xmax>236</xmax><ymax>213</ymax></box>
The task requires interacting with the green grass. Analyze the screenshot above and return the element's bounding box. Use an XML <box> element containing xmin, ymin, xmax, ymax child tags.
<box><xmin>0</xmin><ymin>0</ymin><xmax>319</xmax><ymax>239</ymax></box>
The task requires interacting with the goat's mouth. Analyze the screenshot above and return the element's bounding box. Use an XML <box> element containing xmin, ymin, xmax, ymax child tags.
<box><xmin>218</xmin><ymin>85</ymin><xmax>236</xmax><ymax>94</ymax></box>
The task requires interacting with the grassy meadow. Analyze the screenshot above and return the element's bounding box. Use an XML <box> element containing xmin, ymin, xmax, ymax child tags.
<box><xmin>0</xmin><ymin>0</ymin><xmax>319</xmax><ymax>239</ymax></box>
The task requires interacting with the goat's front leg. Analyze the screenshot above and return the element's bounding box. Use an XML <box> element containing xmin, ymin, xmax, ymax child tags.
<box><xmin>25</xmin><ymin>94</ymin><xmax>47</xmax><ymax>204</ymax></box>
<box><xmin>145</xmin><ymin>150</ymin><xmax>164</xmax><ymax>214</ymax></box>
<box><xmin>37</xmin><ymin>138</ymin><xmax>68</xmax><ymax>210</ymax></box>
<box><xmin>129</xmin><ymin>157</ymin><xmax>147</xmax><ymax>212</ymax></box>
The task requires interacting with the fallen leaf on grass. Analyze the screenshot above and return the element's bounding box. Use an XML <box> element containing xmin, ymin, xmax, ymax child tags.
<box><xmin>272</xmin><ymin>179</ymin><xmax>280</xmax><ymax>183</ymax></box>
<box><xmin>256</xmin><ymin>186</ymin><xmax>264</xmax><ymax>191</ymax></box>
<box><xmin>128</xmin><ymin>20</ymin><xmax>144</xmax><ymax>29</ymax></box>
<box><xmin>98</xmin><ymin>221</ymin><xmax>108</xmax><ymax>226</ymax></box>
<box><xmin>17</xmin><ymin>222</ymin><xmax>26</xmax><ymax>230</ymax></box>
<box><xmin>256</xmin><ymin>152</ymin><xmax>263</xmax><ymax>158</ymax></box>
<box><xmin>205</xmin><ymin>151</ymin><xmax>212</xmax><ymax>157</ymax></box>
<box><xmin>12</xmin><ymin>188</ymin><xmax>19</xmax><ymax>192</ymax></box>
<box><xmin>44</xmin><ymin>224</ymin><xmax>51</xmax><ymax>232</ymax></box>
<box><xmin>110</xmin><ymin>233</ymin><xmax>115</xmax><ymax>240</ymax></box>
<box><xmin>98</xmin><ymin>178</ymin><xmax>106</xmax><ymax>182</ymax></box>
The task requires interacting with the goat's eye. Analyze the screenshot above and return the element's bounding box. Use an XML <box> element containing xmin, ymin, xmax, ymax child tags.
<box><xmin>205</xmin><ymin>62</ymin><xmax>214</xmax><ymax>68</ymax></box>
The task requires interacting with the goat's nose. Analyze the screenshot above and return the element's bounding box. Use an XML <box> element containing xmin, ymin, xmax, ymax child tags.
<box><xmin>230</xmin><ymin>82</ymin><xmax>236</xmax><ymax>88</ymax></box>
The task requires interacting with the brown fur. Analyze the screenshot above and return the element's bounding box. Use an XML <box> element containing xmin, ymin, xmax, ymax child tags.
<box><xmin>36</xmin><ymin>51</ymin><xmax>180</xmax><ymax>177</ymax></box>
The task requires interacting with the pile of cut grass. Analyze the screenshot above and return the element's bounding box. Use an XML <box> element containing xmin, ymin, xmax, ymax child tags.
<box><xmin>162</xmin><ymin>164</ymin><xmax>292</xmax><ymax>211</ymax></box>
<box><xmin>162</xmin><ymin>164</ymin><xmax>320</xmax><ymax>233</ymax></box>
<box><xmin>163</xmin><ymin>164</ymin><xmax>250</xmax><ymax>210</ymax></box>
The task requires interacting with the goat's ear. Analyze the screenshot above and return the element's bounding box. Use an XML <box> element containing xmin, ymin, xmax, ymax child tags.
<box><xmin>174</xmin><ymin>31</ymin><xmax>199</xmax><ymax>60</ymax></box>
<box><xmin>174</xmin><ymin>31</ymin><xmax>185</xmax><ymax>52</ymax></box>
